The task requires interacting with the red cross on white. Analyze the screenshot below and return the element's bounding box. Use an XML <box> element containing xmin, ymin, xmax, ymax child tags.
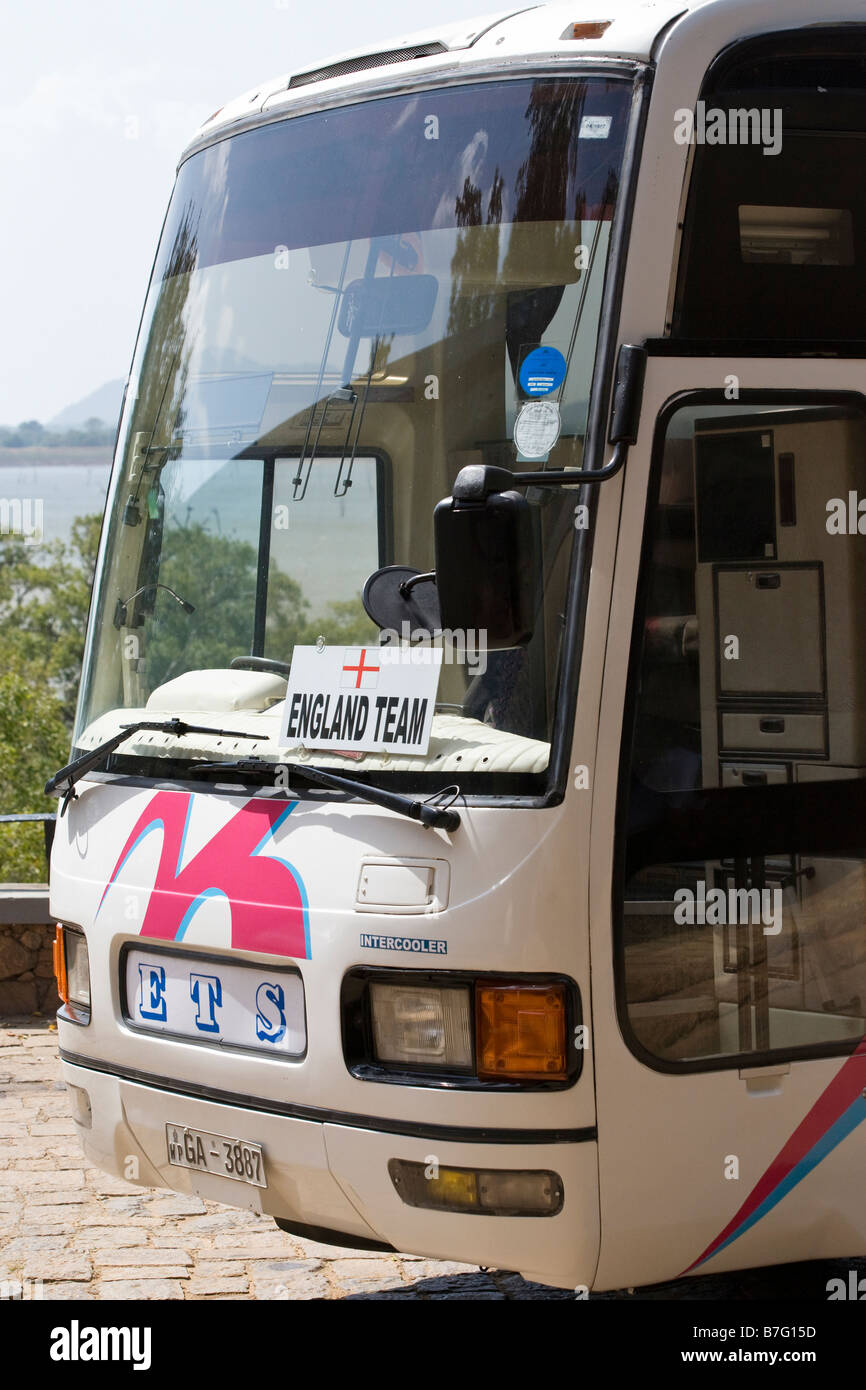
<box><xmin>341</xmin><ymin>648</ymin><xmax>380</xmax><ymax>690</ymax></box>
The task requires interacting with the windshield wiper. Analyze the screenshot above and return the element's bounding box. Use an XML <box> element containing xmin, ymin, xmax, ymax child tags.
<box><xmin>45</xmin><ymin>718</ymin><xmax>260</xmax><ymax>811</ymax></box>
<box><xmin>195</xmin><ymin>756</ymin><xmax>461</xmax><ymax>832</ymax></box>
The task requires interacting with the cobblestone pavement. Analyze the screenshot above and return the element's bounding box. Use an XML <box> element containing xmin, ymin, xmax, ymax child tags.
<box><xmin>1</xmin><ymin>1021</ymin><xmax>863</xmax><ymax>1301</ymax></box>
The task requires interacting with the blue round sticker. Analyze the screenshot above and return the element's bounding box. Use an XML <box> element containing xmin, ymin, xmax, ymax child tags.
<box><xmin>519</xmin><ymin>346</ymin><xmax>567</xmax><ymax>397</ymax></box>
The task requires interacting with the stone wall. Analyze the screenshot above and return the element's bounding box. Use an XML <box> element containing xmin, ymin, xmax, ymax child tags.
<box><xmin>0</xmin><ymin>924</ymin><xmax>59</xmax><ymax>1017</ymax></box>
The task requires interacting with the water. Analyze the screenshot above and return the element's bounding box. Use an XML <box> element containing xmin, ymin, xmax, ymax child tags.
<box><xmin>0</xmin><ymin>453</ymin><xmax>380</xmax><ymax>614</ymax></box>
<box><xmin>0</xmin><ymin>458</ymin><xmax>111</xmax><ymax>550</ymax></box>
<box><xmin>0</xmin><ymin>453</ymin><xmax>383</xmax><ymax>614</ymax></box>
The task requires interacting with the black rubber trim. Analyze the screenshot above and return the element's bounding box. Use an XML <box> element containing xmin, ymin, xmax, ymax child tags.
<box><xmin>273</xmin><ymin>1217</ymin><xmax>395</xmax><ymax>1252</ymax></box>
<box><xmin>542</xmin><ymin>65</ymin><xmax>654</xmax><ymax>807</ymax></box>
<box><xmin>59</xmin><ymin>1049</ymin><xmax>597</xmax><ymax>1145</ymax></box>
<box><xmin>647</xmin><ymin>338</ymin><xmax>866</xmax><ymax>358</ymax></box>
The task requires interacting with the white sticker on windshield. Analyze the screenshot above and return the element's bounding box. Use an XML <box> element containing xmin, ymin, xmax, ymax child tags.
<box><xmin>580</xmin><ymin>116</ymin><xmax>612</xmax><ymax>139</ymax></box>
<box><xmin>514</xmin><ymin>401</ymin><xmax>561</xmax><ymax>460</ymax></box>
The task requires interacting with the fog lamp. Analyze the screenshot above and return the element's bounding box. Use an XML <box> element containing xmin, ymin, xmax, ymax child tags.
<box><xmin>388</xmin><ymin>1159</ymin><xmax>564</xmax><ymax>1216</ymax></box>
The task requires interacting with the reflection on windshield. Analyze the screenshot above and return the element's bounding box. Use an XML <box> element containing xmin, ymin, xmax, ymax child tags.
<box><xmin>126</xmin><ymin>456</ymin><xmax>380</xmax><ymax>698</ymax></box>
<box><xmin>75</xmin><ymin>76</ymin><xmax>633</xmax><ymax>787</ymax></box>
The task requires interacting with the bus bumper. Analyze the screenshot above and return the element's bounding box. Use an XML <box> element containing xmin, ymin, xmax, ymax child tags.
<box><xmin>60</xmin><ymin>1058</ymin><xmax>597</xmax><ymax>1291</ymax></box>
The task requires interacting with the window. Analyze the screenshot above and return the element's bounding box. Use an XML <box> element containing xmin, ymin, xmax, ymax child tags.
<box><xmin>673</xmin><ymin>29</ymin><xmax>866</xmax><ymax>341</ymax></box>
<box><xmin>131</xmin><ymin>454</ymin><xmax>384</xmax><ymax>695</ymax></box>
<box><xmin>75</xmin><ymin>76</ymin><xmax>635</xmax><ymax>792</ymax></box>
<box><xmin>618</xmin><ymin>395</ymin><xmax>866</xmax><ymax>1067</ymax></box>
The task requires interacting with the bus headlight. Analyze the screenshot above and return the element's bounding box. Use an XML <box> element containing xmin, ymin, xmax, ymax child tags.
<box><xmin>370</xmin><ymin>982</ymin><xmax>472</xmax><ymax>1069</ymax></box>
<box><xmin>54</xmin><ymin>926</ymin><xmax>91</xmax><ymax>1016</ymax></box>
<box><xmin>343</xmin><ymin>970</ymin><xmax>580</xmax><ymax>1086</ymax></box>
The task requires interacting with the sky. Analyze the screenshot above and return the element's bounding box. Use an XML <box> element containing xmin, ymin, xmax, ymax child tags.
<box><xmin>0</xmin><ymin>0</ymin><xmax>501</xmax><ymax>424</ymax></box>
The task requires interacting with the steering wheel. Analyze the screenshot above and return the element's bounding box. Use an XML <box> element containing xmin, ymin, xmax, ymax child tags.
<box><xmin>230</xmin><ymin>656</ymin><xmax>291</xmax><ymax>677</ymax></box>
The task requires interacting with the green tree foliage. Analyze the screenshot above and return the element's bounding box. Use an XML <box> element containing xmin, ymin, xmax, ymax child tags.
<box><xmin>141</xmin><ymin>523</ymin><xmax>375</xmax><ymax>691</ymax></box>
<box><xmin>0</xmin><ymin>517</ymin><xmax>101</xmax><ymax>879</ymax></box>
<box><xmin>0</xmin><ymin>515</ymin><xmax>101</xmax><ymax>722</ymax></box>
<box><xmin>143</xmin><ymin>523</ymin><xmax>312</xmax><ymax>689</ymax></box>
<box><xmin>0</xmin><ymin>506</ymin><xmax>374</xmax><ymax>880</ymax></box>
<box><xmin>0</xmin><ymin>658</ymin><xmax>69</xmax><ymax>880</ymax></box>
<box><xmin>301</xmin><ymin>597</ymin><xmax>377</xmax><ymax>649</ymax></box>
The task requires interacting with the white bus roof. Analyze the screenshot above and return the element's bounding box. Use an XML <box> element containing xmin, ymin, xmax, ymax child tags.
<box><xmin>183</xmin><ymin>0</ymin><xmax>866</xmax><ymax>157</ymax></box>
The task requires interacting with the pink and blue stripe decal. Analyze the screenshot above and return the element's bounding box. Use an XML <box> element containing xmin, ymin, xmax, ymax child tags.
<box><xmin>683</xmin><ymin>1038</ymin><xmax>866</xmax><ymax>1273</ymax></box>
<box><xmin>97</xmin><ymin>790</ymin><xmax>311</xmax><ymax>960</ymax></box>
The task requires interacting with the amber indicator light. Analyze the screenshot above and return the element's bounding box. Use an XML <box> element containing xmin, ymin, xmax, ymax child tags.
<box><xmin>571</xmin><ymin>21</ymin><xmax>612</xmax><ymax>40</ymax></box>
<box><xmin>476</xmin><ymin>982</ymin><xmax>568</xmax><ymax>1081</ymax></box>
<box><xmin>53</xmin><ymin>925</ymin><xmax>68</xmax><ymax>1005</ymax></box>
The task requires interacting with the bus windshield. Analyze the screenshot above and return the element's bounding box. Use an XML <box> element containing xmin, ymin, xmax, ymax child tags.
<box><xmin>75</xmin><ymin>75</ymin><xmax>633</xmax><ymax>788</ymax></box>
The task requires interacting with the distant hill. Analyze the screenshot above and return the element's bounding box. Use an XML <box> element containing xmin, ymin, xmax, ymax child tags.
<box><xmin>48</xmin><ymin>379</ymin><xmax>125</xmax><ymax>431</ymax></box>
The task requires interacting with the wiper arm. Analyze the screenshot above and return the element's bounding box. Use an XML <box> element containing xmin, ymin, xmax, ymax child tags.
<box><xmin>45</xmin><ymin>718</ymin><xmax>260</xmax><ymax>810</ymax></box>
<box><xmin>196</xmin><ymin>756</ymin><xmax>461</xmax><ymax>832</ymax></box>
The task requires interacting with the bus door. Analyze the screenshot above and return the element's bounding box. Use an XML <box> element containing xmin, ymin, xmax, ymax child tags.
<box><xmin>591</xmin><ymin>353</ymin><xmax>866</xmax><ymax>1289</ymax></box>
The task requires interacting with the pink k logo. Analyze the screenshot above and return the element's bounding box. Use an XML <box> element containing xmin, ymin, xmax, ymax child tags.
<box><xmin>98</xmin><ymin>791</ymin><xmax>310</xmax><ymax>959</ymax></box>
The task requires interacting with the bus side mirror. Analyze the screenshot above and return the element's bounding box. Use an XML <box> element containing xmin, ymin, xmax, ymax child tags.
<box><xmin>433</xmin><ymin>467</ymin><xmax>539</xmax><ymax>649</ymax></box>
<box><xmin>433</xmin><ymin>344</ymin><xmax>647</xmax><ymax>648</ymax></box>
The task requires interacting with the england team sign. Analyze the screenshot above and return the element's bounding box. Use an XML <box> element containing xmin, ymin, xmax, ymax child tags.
<box><xmin>279</xmin><ymin>645</ymin><xmax>442</xmax><ymax>754</ymax></box>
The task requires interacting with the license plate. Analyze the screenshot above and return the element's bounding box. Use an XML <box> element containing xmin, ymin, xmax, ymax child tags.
<box><xmin>125</xmin><ymin>948</ymin><xmax>305</xmax><ymax>1056</ymax></box>
<box><xmin>166</xmin><ymin>1124</ymin><xmax>267</xmax><ymax>1187</ymax></box>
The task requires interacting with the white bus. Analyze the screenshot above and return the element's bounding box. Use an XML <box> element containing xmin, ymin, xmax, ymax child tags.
<box><xmin>47</xmin><ymin>0</ymin><xmax>866</xmax><ymax>1292</ymax></box>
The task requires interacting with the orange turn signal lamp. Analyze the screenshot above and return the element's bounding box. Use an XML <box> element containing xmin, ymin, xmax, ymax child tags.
<box><xmin>53</xmin><ymin>924</ymin><xmax>68</xmax><ymax>1005</ymax></box>
<box><xmin>476</xmin><ymin>982</ymin><xmax>568</xmax><ymax>1082</ymax></box>
<box><xmin>567</xmin><ymin>21</ymin><xmax>612</xmax><ymax>40</ymax></box>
